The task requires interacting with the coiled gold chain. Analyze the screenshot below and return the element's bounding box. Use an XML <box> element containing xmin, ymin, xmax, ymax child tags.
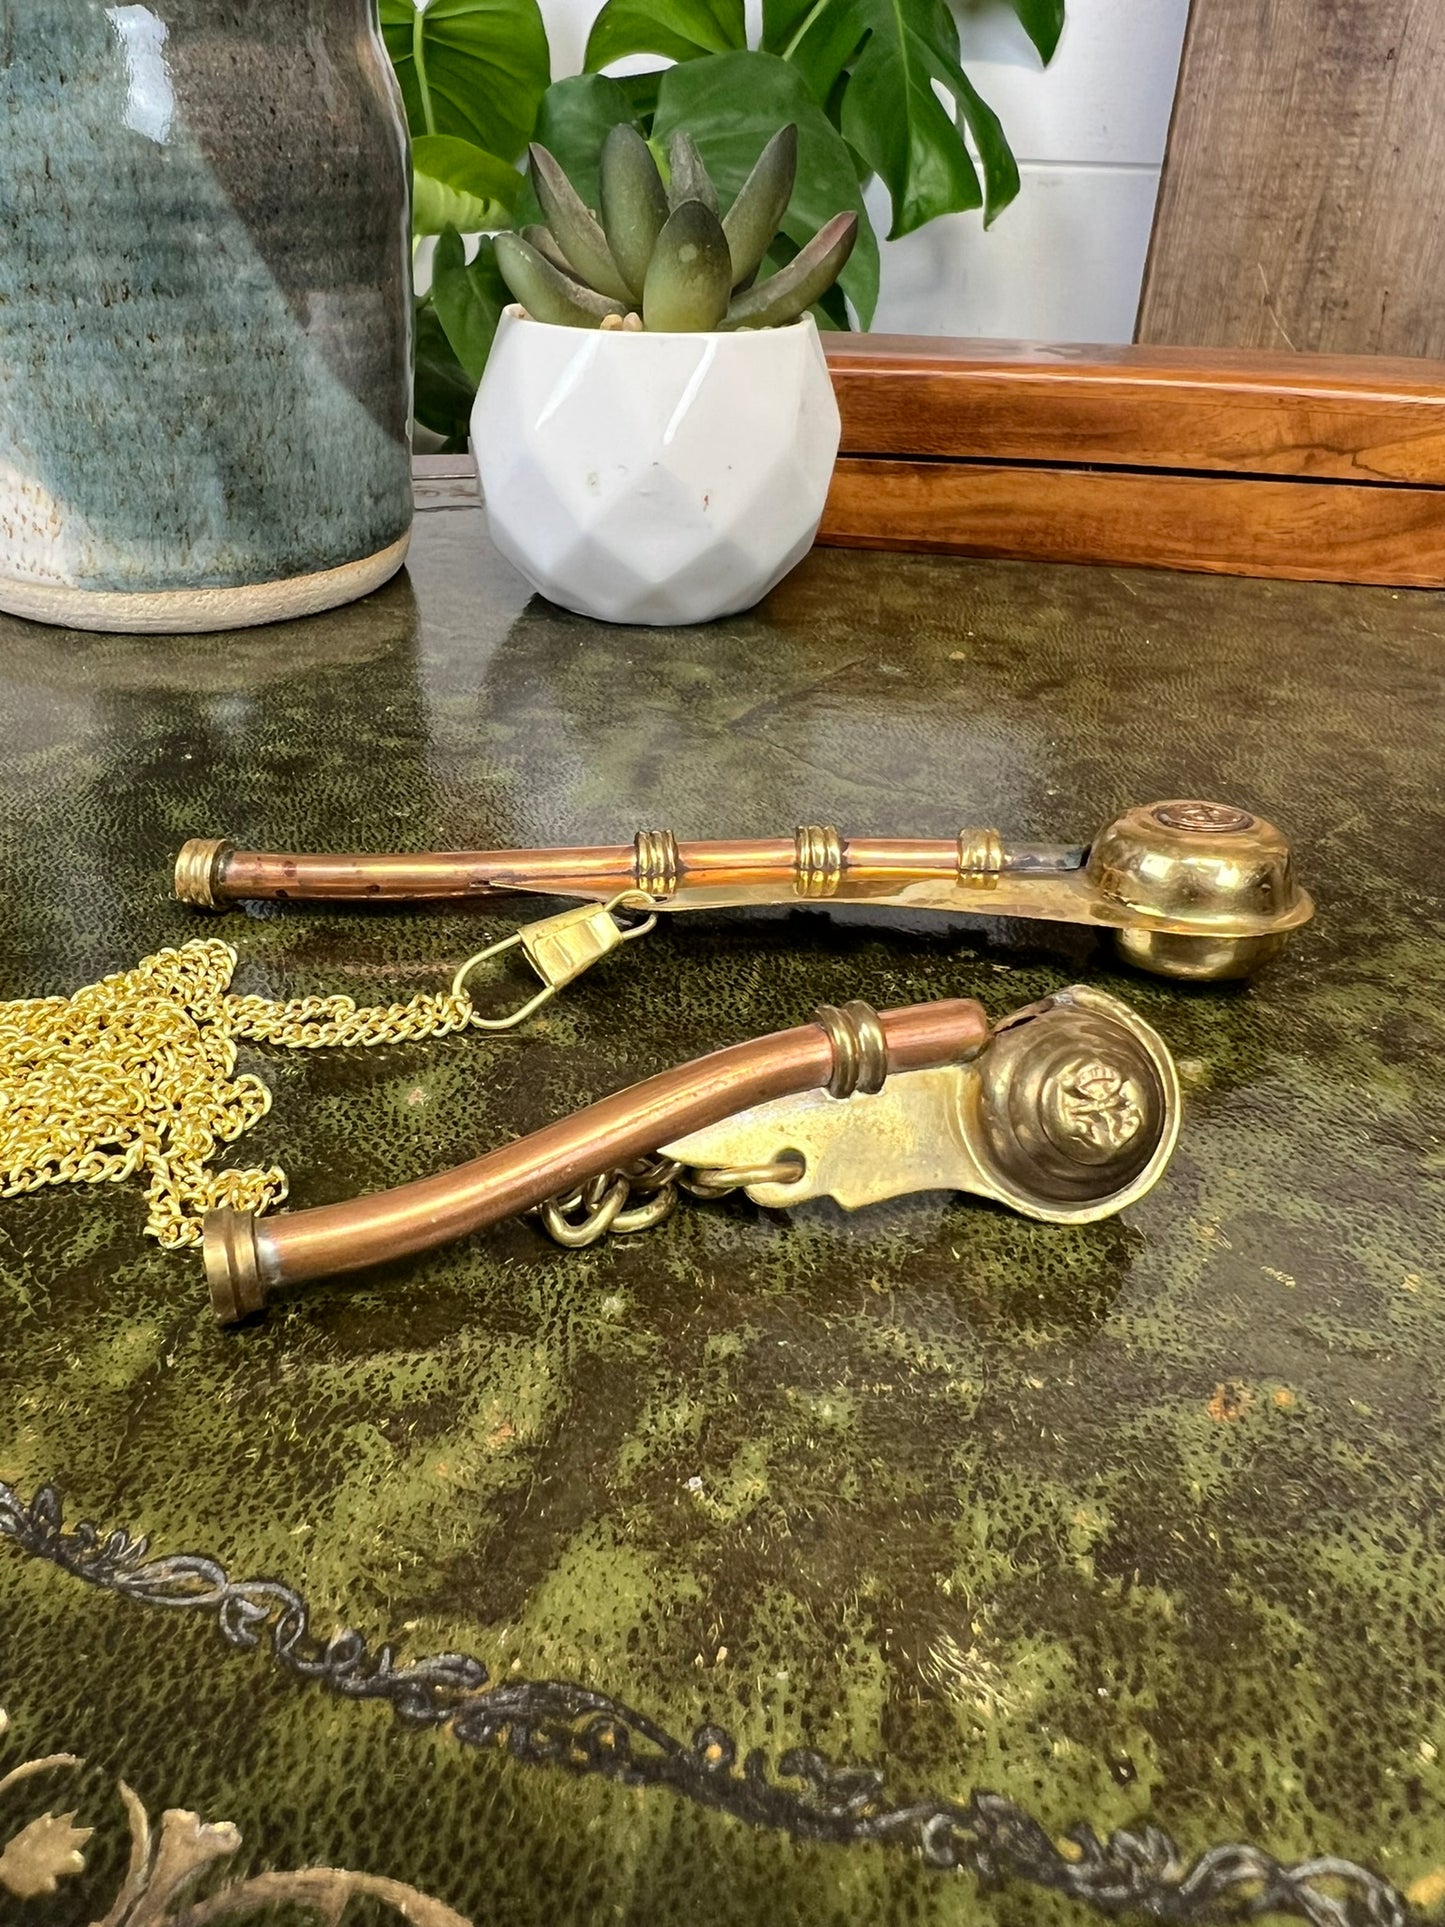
<box><xmin>0</xmin><ymin>936</ymin><xmax>548</xmax><ymax>1251</ymax></box>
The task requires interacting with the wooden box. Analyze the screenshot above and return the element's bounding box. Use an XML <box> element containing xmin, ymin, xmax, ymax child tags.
<box><xmin>819</xmin><ymin>336</ymin><xmax>1445</xmax><ymax>586</ymax></box>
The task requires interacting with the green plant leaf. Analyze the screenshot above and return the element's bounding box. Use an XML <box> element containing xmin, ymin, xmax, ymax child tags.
<box><xmin>723</xmin><ymin>209</ymin><xmax>857</xmax><ymax>327</ymax></box>
<box><xmin>837</xmin><ymin>0</ymin><xmax>982</xmax><ymax>237</ymax></box>
<box><xmin>764</xmin><ymin>232</ymin><xmax>850</xmax><ymax>326</ymax></box>
<box><xmin>762</xmin><ymin>0</ymin><xmax>1029</xmax><ymax>237</ymax></box>
<box><xmin>521</xmin><ymin>223</ymin><xmax>581</xmax><ymax>275</ymax></box>
<box><xmin>652</xmin><ymin>51</ymin><xmax>879</xmax><ymax>325</ymax></box>
<box><xmin>494</xmin><ymin>232</ymin><xmax>627</xmax><ymax>325</ymax></box>
<box><xmin>761</xmin><ymin>0</ymin><xmax>866</xmax><ymax>100</ymax></box>
<box><xmin>600</xmin><ymin>124</ymin><xmax>671</xmax><ymax>300</ymax></box>
<box><xmin>517</xmin><ymin>75</ymin><xmax>641</xmax><ymax>221</ymax></box>
<box><xmin>412</xmin><ymin>136</ymin><xmax>522</xmax><ymax>235</ymax></box>
<box><xmin>665</xmin><ymin>131</ymin><xmax>720</xmax><ymax>213</ymax></box>
<box><xmin>529</xmin><ymin>144</ymin><xmax>634</xmax><ymax>300</ymax></box>
<box><xmin>1004</xmin><ymin>0</ymin><xmax>1064</xmax><ymax>62</ymax></box>
<box><xmin>431</xmin><ymin>227</ymin><xmax>511</xmax><ymax>383</ymax></box>
<box><xmin>586</xmin><ymin>0</ymin><xmax>745</xmax><ymax>68</ymax></box>
<box><xmin>643</xmin><ymin>201</ymin><xmax>733</xmax><ymax>329</ymax></box>
<box><xmin>379</xmin><ymin>0</ymin><xmax>550</xmax><ymax>158</ymax></box>
<box><xmin>615</xmin><ymin>69</ymin><xmax>665</xmax><ymax>122</ymax></box>
<box><xmin>414</xmin><ymin>301</ymin><xmax>478</xmax><ymax>447</ymax></box>
<box><xmin>936</xmin><ymin>29</ymin><xmax>1021</xmax><ymax>224</ymax></box>
<box><xmin>721</xmin><ymin>123</ymin><xmax>797</xmax><ymax>287</ymax></box>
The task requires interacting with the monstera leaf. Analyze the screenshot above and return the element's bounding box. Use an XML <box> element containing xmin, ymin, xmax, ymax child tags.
<box><xmin>652</xmin><ymin>52</ymin><xmax>879</xmax><ymax>324</ymax></box>
<box><xmin>430</xmin><ymin>228</ymin><xmax>511</xmax><ymax>384</ymax></box>
<box><xmin>380</xmin><ymin>0</ymin><xmax>550</xmax><ymax>156</ymax></box>
<box><xmin>518</xmin><ymin>74</ymin><xmax>642</xmax><ymax>217</ymax></box>
<box><xmin>586</xmin><ymin>0</ymin><xmax>746</xmax><ymax>68</ymax></box>
<box><xmin>582</xmin><ymin>0</ymin><xmax>1049</xmax><ymax>239</ymax></box>
<box><xmin>763</xmin><ymin>0</ymin><xmax>1020</xmax><ymax>232</ymax></box>
<box><xmin>1006</xmin><ymin>0</ymin><xmax>1065</xmax><ymax>60</ymax></box>
<box><xmin>412</xmin><ymin>135</ymin><xmax>523</xmax><ymax>234</ymax></box>
<box><xmin>414</xmin><ymin>304</ymin><xmax>477</xmax><ymax>448</ymax></box>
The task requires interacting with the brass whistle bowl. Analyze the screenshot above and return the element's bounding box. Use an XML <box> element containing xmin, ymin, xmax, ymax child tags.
<box><xmin>1084</xmin><ymin>800</ymin><xmax>1309</xmax><ymax>982</ymax></box>
<box><xmin>969</xmin><ymin>987</ymin><xmax>1180</xmax><ymax>1222</ymax></box>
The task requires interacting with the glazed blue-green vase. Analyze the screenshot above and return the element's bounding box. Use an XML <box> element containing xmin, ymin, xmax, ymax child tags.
<box><xmin>0</xmin><ymin>2</ymin><xmax>414</xmax><ymax>633</ymax></box>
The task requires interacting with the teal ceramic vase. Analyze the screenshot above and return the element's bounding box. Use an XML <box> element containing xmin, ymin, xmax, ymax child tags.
<box><xmin>0</xmin><ymin>2</ymin><xmax>414</xmax><ymax>633</ymax></box>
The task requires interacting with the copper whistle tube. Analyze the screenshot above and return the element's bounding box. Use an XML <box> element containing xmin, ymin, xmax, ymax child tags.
<box><xmin>178</xmin><ymin>834</ymin><xmax>988</xmax><ymax>906</ymax></box>
<box><xmin>205</xmin><ymin>998</ymin><xmax>989</xmax><ymax>1323</ymax></box>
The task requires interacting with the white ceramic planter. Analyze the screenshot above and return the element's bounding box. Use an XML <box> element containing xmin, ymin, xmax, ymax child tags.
<box><xmin>471</xmin><ymin>308</ymin><xmax>841</xmax><ymax>626</ymax></box>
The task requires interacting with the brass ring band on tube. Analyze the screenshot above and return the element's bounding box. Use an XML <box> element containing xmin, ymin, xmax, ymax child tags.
<box><xmin>174</xmin><ymin>838</ymin><xmax>235</xmax><ymax>909</ymax></box>
<box><xmin>204</xmin><ymin>1207</ymin><xmax>266</xmax><ymax>1323</ymax></box>
<box><xmin>633</xmin><ymin>828</ymin><xmax>680</xmax><ymax>898</ymax></box>
<box><xmin>956</xmin><ymin>827</ymin><xmax>1004</xmax><ymax>881</ymax></box>
<box><xmin>795</xmin><ymin>823</ymin><xmax>844</xmax><ymax>898</ymax></box>
<box><xmin>815</xmin><ymin>1000</ymin><xmax>888</xmax><ymax>1100</ymax></box>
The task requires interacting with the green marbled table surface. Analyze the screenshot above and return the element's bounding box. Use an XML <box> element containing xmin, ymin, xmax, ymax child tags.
<box><xmin>1</xmin><ymin>475</ymin><xmax>1442</xmax><ymax>1927</ymax></box>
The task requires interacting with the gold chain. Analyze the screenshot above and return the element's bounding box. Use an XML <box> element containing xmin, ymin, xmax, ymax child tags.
<box><xmin>0</xmin><ymin>934</ymin><xmax>572</xmax><ymax>1252</ymax></box>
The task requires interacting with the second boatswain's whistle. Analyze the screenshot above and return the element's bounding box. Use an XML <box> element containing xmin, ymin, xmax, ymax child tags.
<box><xmin>177</xmin><ymin>797</ymin><xmax>1312</xmax><ymax>982</ymax></box>
<box><xmin>203</xmin><ymin>987</ymin><xmax>1180</xmax><ymax>1324</ymax></box>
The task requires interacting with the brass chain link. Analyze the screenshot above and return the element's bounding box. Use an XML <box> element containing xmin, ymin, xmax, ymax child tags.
<box><xmin>0</xmin><ymin>935</ymin><xmax>572</xmax><ymax>1252</ymax></box>
<box><xmin>531</xmin><ymin>1150</ymin><xmax>806</xmax><ymax>1250</ymax></box>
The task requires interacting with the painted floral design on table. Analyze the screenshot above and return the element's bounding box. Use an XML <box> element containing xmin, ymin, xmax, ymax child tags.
<box><xmin>0</xmin><ymin>1708</ymin><xmax>470</xmax><ymax>1925</ymax></box>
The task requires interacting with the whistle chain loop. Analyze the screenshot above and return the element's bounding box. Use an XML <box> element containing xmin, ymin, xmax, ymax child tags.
<box><xmin>531</xmin><ymin>1149</ymin><xmax>807</xmax><ymax>1250</ymax></box>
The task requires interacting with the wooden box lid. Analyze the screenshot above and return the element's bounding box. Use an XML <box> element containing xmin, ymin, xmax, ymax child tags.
<box><xmin>820</xmin><ymin>337</ymin><xmax>1445</xmax><ymax>585</ymax></box>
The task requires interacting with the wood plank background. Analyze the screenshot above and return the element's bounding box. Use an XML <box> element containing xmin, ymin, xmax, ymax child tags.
<box><xmin>1137</xmin><ymin>0</ymin><xmax>1445</xmax><ymax>359</ymax></box>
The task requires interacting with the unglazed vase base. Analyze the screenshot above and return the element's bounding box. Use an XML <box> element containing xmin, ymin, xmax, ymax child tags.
<box><xmin>0</xmin><ymin>532</ymin><xmax>411</xmax><ymax>635</ymax></box>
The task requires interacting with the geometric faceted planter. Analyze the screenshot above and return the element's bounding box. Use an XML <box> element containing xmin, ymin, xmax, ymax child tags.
<box><xmin>472</xmin><ymin>308</ymin><xmax>841</xmax><ymax>625</ymax></box>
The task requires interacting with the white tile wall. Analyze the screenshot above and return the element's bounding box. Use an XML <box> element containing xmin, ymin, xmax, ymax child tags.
<box><xmin>867</xmin><ymin>163</ymin><xmax>1168</xmax><ymax>342</ymax></box>
<box><xmin>889</xmin><ymin>0</ymin><xmax>1190</xmax><ymax>341</ymax></box>
<box><xmin>536</xmin><ymin>0</ymin><xmax>1191</xmax><ymax>342</ymax></box>
<box><xmin>952</xmin><ymin>0</ymin><xmax>1187</xmax><ymax>167</ymax></box>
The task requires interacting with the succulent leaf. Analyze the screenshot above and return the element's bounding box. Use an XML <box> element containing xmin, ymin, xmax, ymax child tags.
<box><xmin>721</xmin><ymin>124</ymin><xmax>798</xmax><ymax>289</ymax></box>
<box><xmin>528</xmin><ymin>144</ymin><xmax>633</xmax><ymax>302</ymax></box>
<box><xmin>721</xmin><ymin>209</ymin><xmax>858</xmax><ymax>328</ymax></box>
<box><xmin>665</xmin><ymin>131</ymin><xmax>719</xmax><ymax>215</ymax></box>
<box><xmin>494</xmin><ymin>232</ymin><xmax>627</xmax><ymax>327</ymax></box>
<box><xmin>599</xmin><ymin>124</ymin><xmax>671</xmax><ymax>301</ymax></box>
<box><xmin>521</xmin><ymin>223</ymin><xmax>581</xmax><ymax>278</ymax></box>
<box><xmin>642</xmin><ymin>200</ymin><xmax>733</xmax><ymax>332</ymax></box>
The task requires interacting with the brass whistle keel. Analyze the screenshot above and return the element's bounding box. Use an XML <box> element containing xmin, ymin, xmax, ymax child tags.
<box><xmin>176</xmin><ymin>798</ymin><xmax>1312</xmax><ymax>983</ymax></box>
<box><xmin>204</xmin><ymin>987</ymin><xmax>1180</xmax><ymax>1325</ymax></box>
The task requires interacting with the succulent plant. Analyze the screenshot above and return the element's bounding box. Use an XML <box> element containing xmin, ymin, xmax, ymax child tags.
<box><xmin>494</xmin><ymin>125</ymin><xmax>859</xmax><ymax>333</ymax></box>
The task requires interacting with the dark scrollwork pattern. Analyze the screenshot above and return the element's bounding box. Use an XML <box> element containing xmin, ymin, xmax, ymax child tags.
<box><xmin>0</xmin><ymin>1479</ymin><xmax>1407</xmax><ymax>1927</ymax></box>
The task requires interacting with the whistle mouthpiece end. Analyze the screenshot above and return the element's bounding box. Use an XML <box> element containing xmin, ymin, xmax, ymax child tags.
<box><xmin>175</xmin><ymin>838</ymin><xmax>235</xmax><ymax>910</ymax></box>
<box><xmin>205</xmin><ymin>1208</ymin><xmax>268</xmax><ymax>1325</ymax></box>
